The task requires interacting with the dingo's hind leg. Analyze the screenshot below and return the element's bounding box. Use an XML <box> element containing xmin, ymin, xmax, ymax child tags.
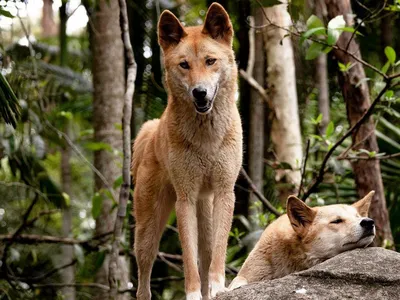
<box><xmin>134</xmin><ymin>175</ymin><xmax>175</xmax><ymax>300</ymax></box>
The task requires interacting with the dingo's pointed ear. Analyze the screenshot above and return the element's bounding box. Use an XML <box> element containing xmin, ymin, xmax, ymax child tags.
<box><xmin>202</xmin><ymin>3</ymin><xmax>233</xmax><ymax>45</ymax></box>
<box><xmin>352</xmin><ymin>190</ymin><xmax>374</xmax><ymax>217</ymax></box>
<box><xmin>158</xmin><ymin>10</ymin><xmax>187</xmax><ymax>50</ymax></box>
<box><xmin>287</xmin><ymin>196</ymin><xmax>316</xmax><ymax>237</ymax></box>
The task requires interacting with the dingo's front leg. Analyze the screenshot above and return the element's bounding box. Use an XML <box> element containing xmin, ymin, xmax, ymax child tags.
<box><xmin>176</xmin><ymin>196</ymin><xmax>201</xmax><ymax>300</ymax></box>
<box><xmin>197</xmin><ymin>193</ymin><xmax>213</xmax><ymax>300</ymax></box>
<box><xmin>209</xmin><ymin>190</ymin><xmax>235</xmax><ymax>297</ymax></box>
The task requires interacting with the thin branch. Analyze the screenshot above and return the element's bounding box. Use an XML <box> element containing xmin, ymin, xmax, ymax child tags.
<box><xmin>252</xmin><ymin>0</ymin><xmax>398</xmax><ymax>80</ymax></box>
<box><xmin>157</xmin><ymin>253</ymin><xmax>183</xmax><ymax>272</ymax></box>
<box><xmin>0</xmin><ymin>181</ymin><xmax>48</xmax><ymax>201</ymax></box>
<box><xmin>345</xmin><ymin>0</ymin><xmax>387</xmax><ymax>51</ymax></box>
<box><xmin>158</xmin><ymin>252</ymin><xmax>182</xmax><ymax>261</ymax></box>
<box><xmin>17</xmin><ymin>13</ymin><xmax>38</xmax><ymax>78</ymax></box>
<box><xmin>16</xmin><ymin>259</ymin><xmax>78</xmax><ymax>283</ymax></box>
<box><xmin>25</xmin><ymin>210</ymin><xmax>60</xmax><ymax>228</ymax></box>
<box><xmin>151</xmin><ymin>276</ymin><xmax>184</xmax><ymax>283</ymax></box>
<box><xmin>240</xmin><ymin>167</ymin><xmax>281</xmax><ymax>216</ymax></box>
<box><xmin>246</xmin><ymin>16</ymin><xmax>255</xmax><ymax>75</ymax></box>
<box><xmin>32</xmin><ymin>283</ymin><xmax>111</xmax><ymax>291</ymax></box>
<box><xmin>67</xmin><ymin>4</ymin><xmax>82</xmax><ymax>19</ymax></box>
<box><xmin>337</xmin><ymin>128</ymin><xmax>376</xmax><ymax>160</ymax></box>
<box><xmin>0</xmin><ymin>232</ymin><xmax>113</xmax><ymax>247</ymax></box>
<box><xmin>108</xmin><ymin>0</ymin><xmax>137</xmax><ymax>296</ymax></box>
<box><xmin>339</xmin><ymin>152</ymin><xmax>400</xmax><ymax>161</ymax></box>
<box><xmin>1</xmin><ymin>194</ymin><xmax>39</xmax><ymax>286</ymax></box>
<box><xmin>302</xmin><ymin>80</ymin><xmax>392</xmax><ymax>200</ymax></box>
<box><xmin>44</xmin><ymin>121</ymin><xmax>114</xmax><ymax>197</ymax></box>
<box><xmin>298</xmin><ymin>139</ymin><xmax>310</xmax><ymax>198</ymax></box>
<box><xmin>31</xmin><ymin>282</ymin><xmax>135</xmax><ymax>294</ymax></box>
<box><xmin>239</xmin><ymin>69</ymin><xmax>269</xmax><ymax>104</ymax></box>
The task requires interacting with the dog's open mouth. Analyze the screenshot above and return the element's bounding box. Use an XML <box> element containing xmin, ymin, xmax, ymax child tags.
<box><xmin>194</xmin><ymin>100</ymin><xmax>212</xmax><ymax>114</ymax></box>
<box><xmin>193</xmin><ymin>85</ymin><xmax>219</xmax><ymax>114</ymax></box>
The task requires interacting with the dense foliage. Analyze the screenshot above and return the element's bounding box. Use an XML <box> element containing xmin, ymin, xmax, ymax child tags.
<box><xmin>0</xmin><ymin>0</ymin><xmax>399</xmax><ymax>299</ymax></box>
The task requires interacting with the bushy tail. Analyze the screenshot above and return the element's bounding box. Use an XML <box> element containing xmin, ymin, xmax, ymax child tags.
<box><xmin>131</xmin><ymin>119</ymin><xmax>160</xmax><ymax>183</ymax></box>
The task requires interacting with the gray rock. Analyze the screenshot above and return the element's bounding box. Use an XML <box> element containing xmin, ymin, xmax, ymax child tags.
<box><xmin>216</xmin><ymin>247</ymin><xmax>400</xmax><ymax>300</ymax></box>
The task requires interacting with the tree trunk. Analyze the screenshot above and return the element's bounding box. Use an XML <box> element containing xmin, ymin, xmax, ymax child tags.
<box><xmin>41</xmin><ymin>0</ymin><xmax>57</xmax><ymax>38</ymax></box>
<box><xmin>91</xmin><ymin>0</ymin><xmax>129</xmax><ymax>297</ymax></box>
<box><xmin>248</xmin><ymin>8</ymin><xmax>266</xmax><ymax>228</ymax></box>
<box><xmin>263</xmin><ymin>4</ymin><xmax>303</xmax><ymax>204</ymax></box>
<box><xmin>314</xmin><ymin>0</ymin><xmax>330</xmax><ymax>133</ymax></box>
<box><xmin>325</xmin><ymin>0</ymin><xmax>394</xmax><ymax>248</ymax></box>
<box><xmin>60</xmin><ymin>140</ymin><xmax>75</xmax><ymax>300</ymax></box>
<box><xmin>235</xmin><ymin>0</ymin><xmax>251</xmax><ymax>218</ymax></box>
<box><xmin>59</xmin><ymin>4</ymin><xmax>75</xmax><ymax>299</ymax></box>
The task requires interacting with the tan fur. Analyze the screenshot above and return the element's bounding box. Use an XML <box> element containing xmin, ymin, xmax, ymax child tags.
<box><xmin>229</xmin><ymin>191</ymin><xmax>376</xmax><ymax>290</ymax></box>
<box><xmin>132</xmin><ymin>4</ymin><xmax>242</xmax><ymax>300</ymax></box>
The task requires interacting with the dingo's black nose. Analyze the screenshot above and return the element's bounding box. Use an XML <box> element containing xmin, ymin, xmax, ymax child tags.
<box><xmin>193</xmin><ymin>88</ymin><xmax>207</xmax><ymax>101</ymax></box>
<box><xmin>360</xmin><ymin>218</ymin><xmax>374</xmax><ymax>230</ymax></box>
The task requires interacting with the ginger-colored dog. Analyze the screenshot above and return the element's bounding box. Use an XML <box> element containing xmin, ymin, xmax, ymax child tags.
<box><xmin>132</xmin><ymin>3</ymin><xmax>242</xmax><ymax>300</ymax></box>
<box><xmin>229</xmin><ymin>191</ymin><xmax>376</xmax><ymax>290</ymax></box>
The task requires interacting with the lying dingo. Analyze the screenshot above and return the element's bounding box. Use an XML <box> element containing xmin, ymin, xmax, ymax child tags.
<box><xmin>229</xmin><ymin>191</ymin><xmax>376</xmax><ymax>290</ymax></box>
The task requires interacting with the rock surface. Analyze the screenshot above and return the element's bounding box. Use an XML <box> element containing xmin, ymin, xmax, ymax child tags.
<box><xmin>216</xmin><ymin>247</ymin><xmax>400</xmax><ymax>300</ymax></box>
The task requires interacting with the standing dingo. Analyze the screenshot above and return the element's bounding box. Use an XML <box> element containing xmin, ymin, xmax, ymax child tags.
<box><xmin>132</xmin><ymin>3</ymin><xmax>242</xmax><ymax>300</ymax></box>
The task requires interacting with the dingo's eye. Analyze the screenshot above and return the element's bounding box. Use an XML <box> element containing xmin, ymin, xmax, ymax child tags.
<box><xmin>179</xmin><ymin>61</ymin><xmax>190</xmax><ymax>69</ymax></box>
<box><xmin>331</xmin><ymin>218</ymin><xmax>343</xmax><ymax>224</ymax></box>
<box><xmin>206</xmin><ymin>58</ymin><xmax>216</xmax><ymax>66</ymax></box>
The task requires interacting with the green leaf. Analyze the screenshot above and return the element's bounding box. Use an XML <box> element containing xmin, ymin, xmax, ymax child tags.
<box><xmin>84</xmin><ymin>141</ymin><xmax>113</xmax><ymax>152</ymax></box>
<box><xmin>310</xmin><ymin>134</ymin><xmax>323</xmax><ymax>141</ymax></box>
<box><xmin>258</xmin><ymin>0</ymin><xmax>282</xmax><ymax>7</ymax></box>
<box><xmin>62</xmin><ymin>192</ymin><xmax>71</xmax><ymax>207</ymax></box>
<box><xmin>338</xmin><ymin>26</ymin><xmax>363</xmax><ymax>36</ymax></box>
<box><xmin>325</xmin><ymin>121</ymin><xmax>335</xmax><ymax>138</ymax></box>
<box><xmin>316</xmin><ymin>113</ymin><xmax>323</xmax><ymax>123</ymax></box>
<box><xmin>0</xmin><ymin>8</ymin><xmax>14</xmax><ymax>18</ymax></box>
<box><xmin>382</xmin><ymin>60</ymin><xmax>390</xmax><ymax>74</ymax></box>
<box><xmin>94</xmin><ymin>251</ymin><xmax>106</xmax><ymax>272</ymax></box>
<box><xmin>306</xmin><ymin>42</ymin><xmax>324</xmax><ymax>60</ymax></box>
<box><xmin>311</xmin><ymin>113</ymin><xmax>323</xmax><ymax>124</ymax></box>
<box><xmin>384</xmin><ymin>46</ymin><xmax>396</xmax><ymax>65</ymax></box>
<box><xmin>338</xmin><ymin>62</ymin><xmax>354</xmax><ymax>72</ymax></box>
<box><xmin>327</xmin><ymin>15</ymin><xmax>345</xmax><ymax>45</ymax></box>
<box><xmin>92</xmin><ymin>192</ymin><xmax>103</xmax><ymax>219</ymax></box>
<box><xmin>323</xmin><ymin>46</ymin><xmax>333</xmax><ymax>54</ymax></box>
<box><xmin>58</xmin><ymin>111</ymin><xmax>73</xmax><ymax>120</ymax></box>
<box><xmin>300</xmin><ymin>27</ymin><xmax>326</xmax><ymax>45</ymax></box>
<box><xmin>385</xmin><ymin>90</ymin><xmax>394</xmax><ymax>99</ymax></box>
<box><xmin>113</xmin><ymin>176</ymin><xmax>123</xmax><ymax>189</ymax></box>
<box><xmin>306</xmin><ymin>15</ymin><xmax>324</xmax><ymax>29</ymax></box>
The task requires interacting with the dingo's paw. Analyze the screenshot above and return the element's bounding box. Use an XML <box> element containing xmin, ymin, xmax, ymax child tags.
<box><xmin>228</xmin><ymin>276</ymin><xmax>248</xmax><ymax>291</ymax></box>
<box><xmin>187</xmin><ymin>290</ymin><xmax>202</xmax><ymax>300</ymax></box>
<box><xmin>210</xmin><ymin>280</ymin><xmax>227</xmax><ymax>298</ymax></box>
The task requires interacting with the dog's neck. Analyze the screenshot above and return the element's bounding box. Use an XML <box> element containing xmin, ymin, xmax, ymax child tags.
<box><xmin>269</xmin><ymin>231</ymin><xmax>326</xmax><ymax>278</ymax></box>
<box><xmin>166</xmin><ymin>86</ymin><xmax>237</xmax><ymax>149</ymax></box>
